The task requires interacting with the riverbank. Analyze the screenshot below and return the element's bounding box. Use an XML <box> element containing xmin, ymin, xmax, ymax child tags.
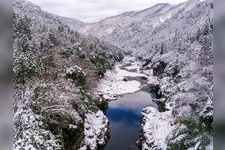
<box><xmin>95</xmin><ymin>57</ymin><xmax>176</xmax><ymax>149</ymax></box>
<box><xmin>95</xmin><ymin>57</ymin><xmax>147</xmax><ymax>100</ymax></box>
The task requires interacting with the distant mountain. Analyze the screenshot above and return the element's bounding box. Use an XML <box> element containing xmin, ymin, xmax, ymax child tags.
<box><xmin>59</xmin><ymin>16</ymin><xmax>84</xmax><ymax>30</ymax></box>
<box><xmin>79</xmin><ymin>0</ymin><xmax>212</xmax><ymax>54</ymax></box>
<box><xmin>118</xmin><ymin>3</ymin><xmax>172</xmax><ymax>18</ymax></box>
<box><xmin>13</xmin><ymin>0</ymin><xmax>84</xmax><ymax>29</ymax></box>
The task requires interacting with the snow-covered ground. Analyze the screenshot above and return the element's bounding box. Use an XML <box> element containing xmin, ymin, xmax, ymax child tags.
<box><xmin>95</xmin><ymin>57</ymin><xmax>147</xmax><ymax>100</ymax></box>
<box><xmin>80</xmin><ymin>110</ymin><xmax>109</xmax><ymax>150</ymax></box>
<box><xmin>13</xmin><ymin>87</ymin><xmax>62</xmax><ymax>150</ymax></box>
<box><xmin>140</xmin><ymin>102</ymin><xmax>175</xmax><ymax>150</ymax></box>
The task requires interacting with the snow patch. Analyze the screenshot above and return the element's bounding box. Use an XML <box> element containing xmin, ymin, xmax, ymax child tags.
<box><xmin>140</xmin><ymin>106</ymin><xmax>175</xmax><ymax>150</ymax></box>
<box><xmin>95</xmin><ymin>59</ymin><xmax>146</xmax><ymax>100</ymax></box>
<box><xmin>83</xmin><ymin>110</ymin><xmax>109</xmax><ymax>150</ymax></box>
<box><xmin>105</xmin><ymin>28</ymin><xmax>114</xmax><ymax>34</ymax></box>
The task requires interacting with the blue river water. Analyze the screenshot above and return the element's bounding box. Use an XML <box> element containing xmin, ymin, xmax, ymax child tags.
<box><xmin>104</xmin><ymin>91</ymin><xmax>153</xmax><ymax>150</ymax></box>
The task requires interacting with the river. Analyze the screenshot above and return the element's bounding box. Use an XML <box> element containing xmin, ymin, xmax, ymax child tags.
<box><xmin>104</xmin><ymin>91</ymin><xmax>155</xmax><ymax>150</ymax></box>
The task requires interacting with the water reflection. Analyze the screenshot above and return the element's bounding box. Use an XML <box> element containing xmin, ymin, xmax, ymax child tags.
<box><xmin>104</xmin><ymin>91</ymin><xmax>153</xmax><ymax>150</ymax></box>
<box><xmin>107</xmin><ymin>108</ymin><xmax>140</xmax><ymax>125</ymax></box>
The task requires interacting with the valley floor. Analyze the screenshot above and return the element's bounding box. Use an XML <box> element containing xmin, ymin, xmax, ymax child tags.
<box><xmin>94</xmin><ymin>57</ymin><xmax>176</xmax><ymax>150</ymax></box>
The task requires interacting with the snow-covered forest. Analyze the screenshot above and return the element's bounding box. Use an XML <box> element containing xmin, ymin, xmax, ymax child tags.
<box><xmin>13</xmin><ymin>0</ymin><xmax>213</xmax><ymax>149</ymax></box>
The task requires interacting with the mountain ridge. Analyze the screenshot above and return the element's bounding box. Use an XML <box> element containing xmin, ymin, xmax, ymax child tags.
<box><xmin>13</xmin><ymin>0</ymin><xmax>85</xmax><ymax>29</ymax></box>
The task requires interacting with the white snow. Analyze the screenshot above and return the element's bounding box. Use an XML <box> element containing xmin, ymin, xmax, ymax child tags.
<box><xmin>194</xmin><ymin>141</ymin><xmax>201</xmax><ymax>150</ymax></box>
<box><xmin>105</xmin><ymin>28</ymin><xmax>114</xmax><ymax>34</ymax></box>
<box><xmin>205</xmin><ymin>139</ymin><xmax>213</xmax><ymax>150</ymax></box>
<box><xmin>95</xmin><ymin>58</ymin><xmax>146</xmax><ymax>100</ymax></box>
<box><xmin>69</xmin><ymin>124</ymin><xmax>78</xmax><ymax>129</ymax></box>
<box><xmin>141</xmin><ymin>106</ymin><xmax>175</xmax><ymax>150</ymax></box>
<box><xmin>124</xmin><ymin>63</ymin><xmax>140</xmax><ymax>71</ymax></box>
<box><xmin>83</xmin><ymin>110</ymin><xmax>109</xmax><ymax>150</ymax></box>
<box><xmin>13</xmin><ymin>87</ymin><xmax>61</xmax><ymax>150</ymax></box>
<box><xmin>65</xmin><ymin>65</ymin><xmax>86</xmax><ymax>76</ymax></box>
<box><xmin>116</xmin><ymin>66</ymin><xmax>146</xmax><ymax>78</ymax></box>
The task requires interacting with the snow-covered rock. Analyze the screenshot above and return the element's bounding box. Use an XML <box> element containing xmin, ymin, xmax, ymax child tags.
<box><xmin>82</xmin><ymin>110</ymin><xmax>109</xmax><ymax>150</ymax></box>
<box><xmin>139</xmin><ymin>103</ymin><xmax>175</xmax><ymax>150</ymax></box>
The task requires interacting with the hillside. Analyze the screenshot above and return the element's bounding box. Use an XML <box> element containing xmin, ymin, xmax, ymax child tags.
<box><xmin>13</xmin><ymin>0</ymin><xmax>123</xmax><ymax>149</ymax></box>
<box><xmin>13</xmin><ymin>0</ymin><xmax>84</xmax><ymax>29</ymax></box>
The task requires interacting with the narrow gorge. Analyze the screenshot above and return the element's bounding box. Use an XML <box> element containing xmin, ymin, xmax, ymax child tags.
<box><xmin>13</xmin><ymin>0</ymin><xmax>213</xmax><ymax>149</ymax></box>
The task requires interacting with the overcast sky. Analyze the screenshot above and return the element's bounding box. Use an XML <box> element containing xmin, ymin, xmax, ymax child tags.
<box><xmin>27</xmin><ymin>0</ymin><xmax>188</xmax><ymax>23</ymax></box>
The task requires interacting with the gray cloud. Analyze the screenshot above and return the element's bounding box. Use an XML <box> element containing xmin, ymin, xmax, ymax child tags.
<box><xmin>27</xmin><ymin>0</ymin><xmax>188</xmax><ymax>22</ymax></box>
